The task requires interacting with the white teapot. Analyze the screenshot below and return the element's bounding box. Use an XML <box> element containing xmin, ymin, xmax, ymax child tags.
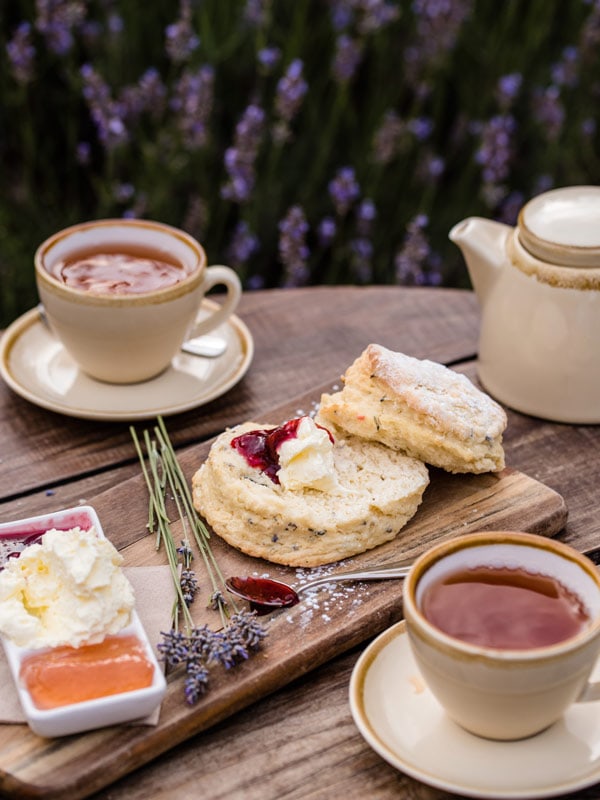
<box><xmin>450</xmin><ymin>185</ymin><xmax>600</xmax><ymax>423</ymax></box>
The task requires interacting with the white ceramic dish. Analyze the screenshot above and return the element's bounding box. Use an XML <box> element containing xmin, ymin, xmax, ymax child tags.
<box><xmin>349</xmin><ymin>620</ymin><xmax>600</xmax><ymax>799</ymax></box>
<box><xmin>0</xmin><ymin>299</ymin><xmax>253</xmax><ymax>421</ymax></box>
<box><xmin>0</xmin><ymin>506</ymin><xmax>166</xmax><ymax>737</ymax></box>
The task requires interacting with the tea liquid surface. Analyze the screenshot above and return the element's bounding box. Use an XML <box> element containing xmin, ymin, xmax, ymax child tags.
<box><xmin>421</xmin><ymin>565</ymin><xmax>589</xmax><ymax>649</ymax></box>
<box><xmin>52</xmin><ymin>246</ymin><xmax>186</xmax><ymax>295</ymax></box>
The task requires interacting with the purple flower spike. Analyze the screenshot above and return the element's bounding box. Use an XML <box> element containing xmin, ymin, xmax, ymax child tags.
<box><xmin>395</xmin><ymin>215</ymin><xmax>433</xmax><ymax>286</ymax></box>
<box><xmin>372</xmin><ymin>110</ymin><xmax>404</xmax><ymax>165</ymax></box>
<box><xmin>333</xmin><ymin>35</ymin><xmax>363</xmax><ymax>83</ymax></box>
<box><xmin>221</xmin><ymin>104</ymin><xmax>265</xmax><ymax>203</ymax></box>
<box><xmin>227</xmin><ymin>221</ymin><xmax>260</xmax><ymax>267</ymax></box>
<box><xmin>318</xmin><ymin>217</ymin><xmax>337</xmax><ymax>247</ymax></box>
<box><xmin>171</xmin><ymin>66</ymin><xmax>215</xmax><ymax>149</ymax></box>
<box><xmin>6</xmin><ymin>22</ymin><xmax>36</xmax><ymax>85</ymax></box>
<box><xmin>279</xmin><ymin>205</ymin><xmax>310</xmax><ymax>287</ymax></box>
<box><xmin>274</xmin><ymin>59</ymin><xmax>308</xmax><ymax>143</ymax></box>
<box><xmin>328</xmin><ymin>166</ymin><xmax>361</xmax><ymax>217</ymax></box>
<box><xmin>258</xmin><ymin>46</ymin><xmax>281</xmax><ymax>72</ymax></box>
<box><xmin>35</xmin><ymin>0</ymin><xmax>86</xmax><ymax>56</ymax></box>
<box><xmin>165</xmin><ymin>0</ymin><xmax>200</xmax><ymax>64</ymax></box>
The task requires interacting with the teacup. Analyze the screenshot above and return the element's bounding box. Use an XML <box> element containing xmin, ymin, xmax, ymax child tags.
<box><xmin>35</xmin><ymin>219</ymin><xmax>242</xmax><ymax>384</ymax></box>
<box><xmin>402</xmin><ymin>531</ymin><xmax>600</xmax><ymax>740</ymax></box>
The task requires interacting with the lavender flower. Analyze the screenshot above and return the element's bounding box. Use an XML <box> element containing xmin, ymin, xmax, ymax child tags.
<box><xmin>273</xmin><ymin>59</ymin><xmax>308</xmax><ymax>143</ymax></box>
<box><xmin>112</xmin><ymin>182</ymin><xmax>135</xmax><ymax>203</ymax></box>
<box><xmin>395</xmin><ymin>214</ymin><xmax>432</xmax><ymax>285</ymax></box>
<box><xmin>328</xmin><ymin>166</ymin><xmax>360</xmax><ymax>216</ymax></box>
<box><xmin>419</xmin><ymin>153</ymin><xmax>445</xmax><ymax>180</ymax></box>
<box><xmin>183</xmin><ymin>195</ymin><xmax>208</xmax><ymax>239</ymax></box>
<box><xmin>181</xmin><ymin>569</ymin><xmax>199</xmax><ymax>606</ymax></box>
<box><xmin>6</xmin><ymin>23</ymin><xmax>36</xmax><ymax>85</ymax></box>
<box><xmin>279</xmin><ymin>205</ymin><xmax>310</xmax><ymax>287</ymax></box>
<box><xmin>551</xmin><ymin>46</ymin><xmax>579</xmax><ymax>88</ymax></box>
<box><xmin>244</xmin><ymin>0</ymin><xmax>268</xmax><ymax>27</ymax></box>
<box><xmin>371</xmin><ymin>110</ymin><xmax>404</xmax><ymax>164</ymax></box>
<box><xmin>356</xmin><ymin>199</ymin><xmax>376</xmax><ymax>236</ymax></box>
<box><xmin>35</xmin><ymin>0</ymin><xmax>86</xmax><ymax>55</ymax></box>
<box><xmin>355</xmin><ymin>0</ymin><xmax>400</xmax><ymax>34</ymax></box>
<box><xmin>75</xmin><ymin>141</ymin><xmax>91</xmax><ymax>165</ymax></box>
<box><xmin>184</xmin><ymin>661</ymin><xmax>210</xmax><ymax>704</ymax></box>
<box><xmin>227</xmin><ymin>611</ymin><xmax>268</xmax><ymax>651</ymax></box>
<box><xmin>318</xmin><ymin>216</ymin><xmax>337</xmax><ymax>247</ymax></box>
<box><xmin>227</xmin><ymin>221</ymin><xmax>260</xmax><ymax>267</ymax></box>
<box><xmin>496</xmin><ymin>73</ymin><xmax>522</xmax><ymax>109</ymax></box>
<box><xmin>258</xmin><ymin>46</ymin><xmax>281</xmax><ymax>72</ymax></box>
<box><xmin>208</xmin><ymin>589</ymin><xmax>227</xmax><ymax>611</ymax></box>
<box><xmin>407</xmin><ymin>116</ymin><xmax>434</xmax><ymax>141</ymax></box>
<box><xmin>350</xmin><ymin>237</ymin><xmax>374</xmax><ymax>283</ymax></box>
<box><xmin>158</xmin><ymin>629</ymin><xmax>190</xmax><ymax>667</ymax></box>
<box><xmin>532</xmin><ymin>85</ymin><xmax>565</xmax><ymax>141</ymax></box>
<box><xmin>165</xmin><ymin>0</ymin><xmax>200</xmax><ymax>63</ymax></box>
<box><xmin>332</xmin><ymin>35</ymin><xmax>363</xmax><ymax>83</ymax></box>
<box><xmin>80</xmin><ymin>63</ymin><xmax>129</xmax><ymax>149</ymax></box>
<box><xmin>475</xmin><ymin>114</ymin><xmax>516</xmax><ymax>185</ymax></box>
<box><xmin>405</xmin><ymin>0</ymin><xmax>472</xmax><ymax>77</ymax></box>
<box><xmin>221</xmin><ymin>104</ymin><xmax>265</xmax><ymax>203</ymax></box>
<box><xmin>329</xmin><ymin>0</ymin><xmax>354</xmax><ymax>30</ymax></box>
<box><xmin>171</xmin><ymin>65</ymin><xmax>215</xmax><ymax>149</ymax></box>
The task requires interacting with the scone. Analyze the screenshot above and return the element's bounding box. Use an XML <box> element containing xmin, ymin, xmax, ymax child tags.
<box><xmin>316</xmin><ymin>344</ymin><xmax>507</xmax><ymax>474</ymax></box>
<box><xmin>192</xmin><ymin>419</ymin><xmax>429</xmax><ymax>567</ymax></box>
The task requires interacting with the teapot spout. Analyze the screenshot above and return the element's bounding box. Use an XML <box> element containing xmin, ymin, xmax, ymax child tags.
<box><xmin>449</xmin><ymin>217</ymin><xmax>512</xmax><ymax>303</ymax></box>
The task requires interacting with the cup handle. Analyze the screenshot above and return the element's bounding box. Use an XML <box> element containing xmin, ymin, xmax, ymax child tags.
<box><xmin>193</xmin><ymin>265</ymin><xmax>242</xmax><ymax>336</ymax></box>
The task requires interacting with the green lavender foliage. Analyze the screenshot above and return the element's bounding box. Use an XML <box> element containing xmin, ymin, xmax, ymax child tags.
<box><xmin>1</xmin><ymin>0</ymin><xmax>599</xmax><ymax>326</ymax></box>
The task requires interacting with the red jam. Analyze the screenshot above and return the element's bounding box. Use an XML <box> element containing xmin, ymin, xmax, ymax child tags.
<box><xmin>230</xmin><ymin>417</ymin><xmax>333</xmax><ymax>484</ymax></box>
<box><xmin>20</xmin><ymin>634</ymin><xmax>154</xmax><ymax>710</ymax></box>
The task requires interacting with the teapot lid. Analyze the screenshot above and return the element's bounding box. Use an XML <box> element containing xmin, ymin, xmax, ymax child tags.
<box><xmin>518</xmin><ymin>185</ymin><xmax>600</xmax><ymax>267</ymax></box>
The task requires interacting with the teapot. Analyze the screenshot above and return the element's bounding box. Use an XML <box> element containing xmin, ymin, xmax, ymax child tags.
<box><xmin>450</xmin><ymin>185</ymin><xmax>600</xmax><ymax>423</ymax></box>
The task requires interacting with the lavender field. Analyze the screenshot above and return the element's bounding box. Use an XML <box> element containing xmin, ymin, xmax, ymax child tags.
<box><xmin>1</xmin><ymin>0</ymin><xmax>599</xmax><ymax>326</ymax></box>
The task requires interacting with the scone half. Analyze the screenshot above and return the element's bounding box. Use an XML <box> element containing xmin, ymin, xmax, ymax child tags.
<box><xmin>317</xmin><ymin>344</ymin><xmax>507</xmax><ymax>474</ymax></box>
<box><xmin>192</xmin><ymin>421</ymin><xmax>429</xmax><ymax>567</ymax></box>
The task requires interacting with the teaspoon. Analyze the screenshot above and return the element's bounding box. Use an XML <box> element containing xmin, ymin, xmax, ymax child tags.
<box><xmin>225</xmin><ymin>560</ymin><xmax>413</xmax><ymax>614</ymax></box>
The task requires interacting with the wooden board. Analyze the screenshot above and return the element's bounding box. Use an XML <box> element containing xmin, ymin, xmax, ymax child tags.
<box><xmin>0</xmin><ymin>382</ymin><xmax>568</xmax><ymax>799</ymax></box>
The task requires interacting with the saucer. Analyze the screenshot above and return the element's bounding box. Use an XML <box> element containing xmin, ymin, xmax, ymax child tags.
<box><xmin>349</xmin><ymin>621</ymin><xmax>600</xmax><ymax>799</ymax></box>
<box><xmin>0</xmin><ymin>301</ymin><xmax>253</xmax><ymax>421</ymax></box>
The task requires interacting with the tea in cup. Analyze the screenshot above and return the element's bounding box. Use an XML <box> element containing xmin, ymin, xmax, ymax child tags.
<box><xmin>35</xmin><ymin>219</ymin><xmax>242</xmax><ymax>383</ymax></box>
<box><xmin>402</xmin><ymin>531</ymin><xmax>600</xmax><ymax>740</ymax></box>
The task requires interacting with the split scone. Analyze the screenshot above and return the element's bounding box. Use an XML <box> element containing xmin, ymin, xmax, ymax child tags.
<box><xmin>192</xmin><ymin>417</ymin><xmax>429</xmax><ymax>567</ymax></box>
<box><xmin>316</xmin><ymin>344</ymin><xmax>507</xmax><ymax>474</ymax></box>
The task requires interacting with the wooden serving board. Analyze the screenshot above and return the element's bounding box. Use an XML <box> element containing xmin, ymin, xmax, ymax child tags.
<box><xmin>0</xmin><ymin>382</ymin><xmax>568</xmax><ymax>799</ymax></box>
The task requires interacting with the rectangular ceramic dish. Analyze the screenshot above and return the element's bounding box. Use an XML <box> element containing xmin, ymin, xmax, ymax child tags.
<box><xmin>0</xmin><ymin>505</ymin><xmax>166</xmax><ymax>737</ymax></box>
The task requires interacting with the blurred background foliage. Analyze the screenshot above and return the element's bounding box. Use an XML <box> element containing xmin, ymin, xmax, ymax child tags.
<box><xmin>1</xmin><ymin>0</ymin><xmax>599</xmax><ymax>327</ymax></box>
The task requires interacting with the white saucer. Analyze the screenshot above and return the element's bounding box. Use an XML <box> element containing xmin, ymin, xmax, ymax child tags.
<box><xmin>0</xmin><ymin>301</ymin><xmax>253</xmax><ymax>421</ymax></box>
<box><xmin>349</xmin><ymin>621</ymin><xmax>600</xmax><ymax>799</ymax></box>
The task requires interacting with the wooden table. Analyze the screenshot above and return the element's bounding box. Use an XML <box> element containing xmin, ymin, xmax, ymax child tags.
<box><xmin>1</xmin><ymin>286</ymin><xmax>600</xmax><ymax>800</ymax></box>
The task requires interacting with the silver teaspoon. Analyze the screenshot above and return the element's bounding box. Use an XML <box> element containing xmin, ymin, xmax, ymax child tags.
<box><xmin>225</xmin><ymin>560</ymin><xmax>413</xmax><ymax>614</ymax></box>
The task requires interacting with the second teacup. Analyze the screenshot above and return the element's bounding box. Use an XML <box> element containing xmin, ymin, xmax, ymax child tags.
<box><xmin>35</xmin><ymin>219</ymin><xmax>241</xmax><ymax>384</ymax></box>
<box><xmin>403</xmin><ymin>531</ymin><xmax>600</xmax><ymax>740</ymax></box>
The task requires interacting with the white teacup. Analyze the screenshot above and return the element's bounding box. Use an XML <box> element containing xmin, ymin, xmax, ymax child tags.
<box><xmin>35</xmin><ymin>219</ymin><xmax>242</xmax><ymax>384</ymax></box>
<box><xmin>403</xmin><ymin>531</ymin><xmax>600</xmax><ymax>741</ymax></box>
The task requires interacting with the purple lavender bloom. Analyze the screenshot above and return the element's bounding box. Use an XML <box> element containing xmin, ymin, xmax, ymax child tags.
<box><xmin>221</xmin><ymin>104</ymin><xmax>265</xmax><ymax>203</ymax></box>
<box><xmin>279</xmin><ymin>205</ymin><xmax>310</xmax><ymax>287</ymax></box>
<box><xmin>496</xmin><ymin>73</ymin><xmax>522</xmax><ymax>109</ymax></box>
<box><xmin>318</xmin><ymin>216</ymin><xmax>337</xmax><ymax>247</ymax></box>
<box><xmin>350</xmin><ymin>237</ymin><xmax>374</xmax><ymax>283</ymax></box>
<box><xmin>406</xmin><ymin>0</ymin><xmax>472</xmax><ymax>75</ymax></box>
<box><xmin>227</xmin><ymin>221</ymin><xmax>260</xmax><ymax>267</ymax></box>
<box><xmin>395</xmin><ymin>214</ymin><xmax>432</xmax><ymax>285</ymax></box>
<box><xmin>551</xmin><ymin>46</ymin><xmax>579</xmax><ymax>88</ymax></box>
<box><xmin>532</xmin><ymin>85</ymin><xmax>565</xmax><ymax>141</ymax></box>
<box><xmin>107</xmin><ymin>12</ymin><xmax>124</xmax><ymax>35</ymax></box>
<box><xmin>332</xmin><ymin>35</ymin><xmax>363</xmax><ymax>83</ymax></box>
<box><xmin>35</xmin><ymin>0</ymin><xmax>86</xmax><ymax>55</ymax></box>
<box><xmin>421</xmin><ymin>153</ymin><xmax>445</xmax><ymax>179</ymax></box>
<box><xmin>328</xmin><ymin>166</ymin><xmax>361</xmax><ymax>216</ymax></box>
<box><xmin>258</xmin><ymin>46</ymin><xmax>281</xmax><ymax>72</ymax></box>
<box><xmin>113</xmin><ymin>182</ymin><xmax>135</xmax><ymax>203</ymax></box>
<box><xmin>75</xmin><ymin>141</ymin><xmax>91</xmax><ymax>165</ymax></box>
<box><xmin>475</xmin><ymin>114</ymin><xmax>516</xmax><ymax>185</ymax></box>
<box><xmin>6</xmin><ymin>23</ymin><xmax>36</xmax><ymax>85</ymax></box>
<box><xmin>273</xmin><ymin>59</ymin><xmax>308</xmax><ymax>143</ymax></box>
<box><xmin>356</xmin><ymin>199</ymin><xmax>376</xmax><ymax>236</ymax></box>
<box><xmin>171</xmin><ymin>65</ymin><xmax>215</xmax><ymax>149</ymax></box>
<box><xmin>329</xmin><ymin>1</ymin><xmax>354</xmax><ymax>30</ymax></box>
<box><xmin>408</xmin><ymin>116</ymin><xmax>434</xmax><ymax>141</ymax></box>
<box><xmin>166</xmin><ymin>0</ymin><xmax>200</xmax><ymax>64</ymax></box>
<box><xmin>582</xmin><ymin>117</ymin><xmax>597</xmax><ymax>137</ymax></box>
<box><xmin>581</xmin><ymin>1</ymin><xmax>600</xmax><ymax>55</ymax></box>
<box><xmin>356</xmin><ymin>0</ymin><xmax>400</xmax><ymax>34</ymax></box>
<box><xmin>80</xmin><ymin>63</ymin><xmax>129</xmax><ymax>150</ymax></box>
<box><xmin>244</xmin><ymin>0</ymin><xmax>267</xmax><ymax>27</ymax></box>
<box><xmin>372</xmin><ymin>110</ymin><xmax>404</xmax><ymax>164</ymax></box>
